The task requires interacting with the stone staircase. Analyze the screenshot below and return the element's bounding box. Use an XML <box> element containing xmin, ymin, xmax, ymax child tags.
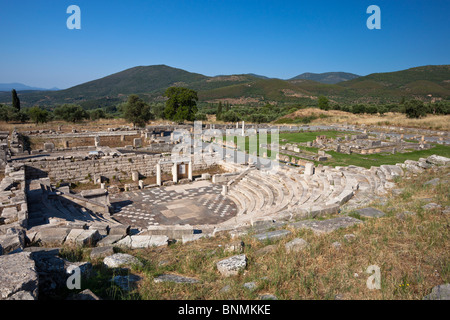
<box><xmin>221</xmin><ymin>162</ymin><xmax>403</xmax><ymax>227</ymax></box>
<box><xmin>26</xmin><ymin>180</ymin><xmax>119</xmax><ymax>229</ymax></box>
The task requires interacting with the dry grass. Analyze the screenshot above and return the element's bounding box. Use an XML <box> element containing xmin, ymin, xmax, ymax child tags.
<box><xmin>304</xmin><ymin>109</ymin><xmax>450</xmax><ymax>131</ymax></box>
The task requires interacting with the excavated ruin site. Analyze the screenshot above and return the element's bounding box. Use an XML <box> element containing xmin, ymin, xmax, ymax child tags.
<box><xmin>0</xmin><ymin>123</ymin><xmax>449</xmax><ymax>300</ymax></box>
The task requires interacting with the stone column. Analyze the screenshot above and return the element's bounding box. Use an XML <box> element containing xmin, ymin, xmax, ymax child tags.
<box><xmin>304</xmin><ymin>163</ymin><xmax>315</xmax><ymax>176</ymax></box>
<box><xmin>172</xmin><ymin>162</ymin><xmax>178</xmax><ymax>183</ymax></box>
<box><xmin>188</xmin><ymin>161</ymin><xmax>193</xmax><ymax>181</ymax></box>
<box><xmin>222</xmin><ymin>185</ymin><xmax>228</xmax><ymax>196</ymax></box>
<box><xmin>94</xmin><ymin>136</ymin><xmax>100</xmax><ymax>147</ymax></box>
<box><xmin>156</xmin><ymin>163</ymin><xmax>162</xmax><ymax>186</ymax></box>
<box><xmin>241</xmin><ymin>121</ymin><xmax>245</xmax><ymax>136</ymax></box>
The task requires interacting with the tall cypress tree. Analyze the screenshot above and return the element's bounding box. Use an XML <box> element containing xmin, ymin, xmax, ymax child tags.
<box><xmin>217</xmin><ymin>101</ymin><xmax>223</xmax><ymax>120</ymax></box>
<box><xmin>12</xmin><ymin>89</ymin><xmax>20</xmax><ymax>112</ymax></box>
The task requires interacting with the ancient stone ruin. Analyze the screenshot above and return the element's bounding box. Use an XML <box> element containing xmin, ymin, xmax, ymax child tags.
<box><xmin>0</xmin><ymin>123</ymin><xmax>449</xmax><ymax>299</ymax></box>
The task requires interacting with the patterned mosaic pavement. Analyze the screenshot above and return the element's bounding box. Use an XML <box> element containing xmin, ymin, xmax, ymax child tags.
<box><xmin>110</xmin><ymin>180</ymin><xmax>238</xmax><ymax>228</ymax></box>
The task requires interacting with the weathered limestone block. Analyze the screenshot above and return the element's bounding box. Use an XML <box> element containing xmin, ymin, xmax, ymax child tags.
<box><xmin>131</xmin><ymin>171</ymin><xmax>139</xmax><ymax>182</ymax></box>
<box><xmin>154</xmin><ymin>274</ymin><xmax>200</xmax><ymax>284</ymax></box>
<box><xmin>380</xmin><ymin>165</ymin><xmax>403</xmax><ymax>180</ymax></box>
<box><xmin>116</xmin><ymin>235</ymin><xmax>169</xmax><ymax>249</ymax></box>
<box><xmin>0</xmin><ymin>252</ymin><xmax>39</xmax><ymax>300</ymax></box>
<box><xmin>44</xmin><ymin>142</ymin><xmax>55</xmax><ymax>152</ymax></box>
<box><xmin>426</xmin><ymin>155</ymin><xmax>450</xmax><ymax>166</ymax></box>
<box><xmin>65</xmin><ymin>229</ymin><xmax>101</xmax><ymax>247</ymax></box>
<box><xmin>90</xmin><ymin>246</ymin><xmax>114</xmax><ymax>260</ymax></box>
<box><xmin>0</xmin><ymin>228</ymin><xmax>25</xmax><ymax>254</ymax></box>
<box><xmin>216</xmin><ymin>254</ymin><xmax>247</xmax><ymax>277</ymax></box>
<box><xmin>304</xmin><ymin>163</ymin><xmax>315</xmax><ymax>176</ymax></box>
<box><xmin>181</xmin><ymin>234</ymin><xmax>206</xmax><ymax>244</ymax></box>
<box><xmin>34</xmin><ymin>227</ymin><xmax>71</xmax><ymax>246</ymax></box>
<box><xmin>290</xmin><ymin>216</ymin><xmax>362</xmax><ymax>235</ymax></box>
<box><xmin>103</xmin><ymin>253</ymin><xmax>143</xmax><ymax>269</ymax></box>
<box><xmin>285</xmin><ymin>238</ymin><xmax>310</xmax><ymax>253</ymax></box>
<box><xmin>355</xmin><ymin>207</ymin><xmax>385</xmax><ymax>218</ymax></box>
<box><xmin>252</xmin><ymin>229</ymin><xmax>292</xmax><ymax>242</ymax></box>
<box><xmin>108</xmin><ymin>224</ymin><xmax>130</xmax><ymax>237</ymax></box>
<box><xmin>96</xmin><ymin>234</ymin><xmax>124</xmax><ymax>247</ymax></box>
<box><xmin>133</xmin><ymin>138</ymin><xmax>142</xmax><ymax>148</ymax></box>
<box><xmin>423</xmin><ymin>284</ymin><xmax>450</xmax><ymax>300</ymax></box>
<box><xmin>224</xmin><ymin>240</ymin><xmax>245</xmax><ymax>253</ymax></box>
<box><xmin>112</xmin><ymin>274</ymin><xmax>142</xmax><ymax>291</ymax></box>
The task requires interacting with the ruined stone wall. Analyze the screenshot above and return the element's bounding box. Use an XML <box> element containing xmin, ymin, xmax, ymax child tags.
<box><xmin>24</xmin><ymin>152</ymin><xmax>221</xmax><ymax>183</ymax></box>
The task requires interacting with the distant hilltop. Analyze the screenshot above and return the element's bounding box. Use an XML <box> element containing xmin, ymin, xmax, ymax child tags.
<box><xmin>0</xmin><ymin>64</ymin><xmax>449</xmax><ymax>108</ymax></box>
<box><xmin>0</xmin><ymin>83</ymin><xmax>59</xmax><ymax>92</ymax></box>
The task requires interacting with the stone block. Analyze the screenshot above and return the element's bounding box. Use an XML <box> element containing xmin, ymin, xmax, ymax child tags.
<box><xmin>154</xmin><ymin>274</ymin><xmax>200</xmax><ymax>284</ymax></box>
<box><xmin>252</xmin><ymin>229</ymin><xmax>292</xmax><ymax>242</ymax></box>
<box><xmin>90</xmin><ymin>246</ymin><xmax>114</xmax><ymax>260</ymax></box>
<box><xmin>304</xmin><ymin>163</ymin><xmax>314</xmax><ymax>176</ymax></box>
<box><xmin>108</xmin><ymin>224</ymin><xmax>130</xmax><ymax>236</ymax></box>
<box><xmin>96</xmin><ymin>234</ymin><xmax>124</xmax><ymax>247</ymax></box>
<box><xmin>116</xmin><ymin>235</ymin><xmax>168</xmax><ymax>249</ymax></box>
<box><xmin>133</xmin><ymin>138</ymin><xmax>142</xmax><ymax>148</ymax></box>
<box><xmin>285</xmin><ymin>238</ymin><xmax>310</xmax><ymax>253</ymax></box>
<box><xmin>355</xmin><ymin>207</ymin><xmax>385</xmax><ymax>218</ymax></box>
<box><xmin>224</xmin><ymin>240</ymin><xmax>245</xmax><ymax>253</ymax></box>
<box><xmin>216</xmin><ymin>254</ymin><xmax>247</xmax><ymax>277</ymax></box>
<box><xmin>65</xmin><ymin>229</ymin><xmax>101</xmax><ymax>247</ymax></box>
<box><xmin>426</xmin><ymin>155</ymin><xmax>450</xmax><ymax>166</ymax></box>
<box><xmin>35</xmin><ymin>227</ymin><xmax>71</xmax><ymax>246</ymax></box>
<box><xmin>0</xmin><ymin>252</ymin><xmax>38</xmax><ymax>300</ymax></box>
<box><xmin>112</xmin><ymin>274</ymin><xmax>142</xmax><ymax>291</ymax></box>
<box><xmin>290</xmin><ymin>216</ymin><xmax>362</xmax><ymax>235</ymax></box>
<box><xmin>423</xmin><ymin>284</ymin><xmax>450</xmax><ymax>300</ymax></box>
<box><xmin>103</xmin><ymin>253</ymin><xmax>142</xmax><ymax>269</ymax></box>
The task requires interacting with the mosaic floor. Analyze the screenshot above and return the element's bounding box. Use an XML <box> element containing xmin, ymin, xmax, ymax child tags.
<box><xmin>110</xmin><ymin>180</ymin><xmax>238</xmax><ymax>228</ymax></box>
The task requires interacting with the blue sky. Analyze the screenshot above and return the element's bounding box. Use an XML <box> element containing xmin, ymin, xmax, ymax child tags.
<box><xmin>0</xmin><ymin>0</ymin><xmax>449</xmax><ymax>89</ymax></box>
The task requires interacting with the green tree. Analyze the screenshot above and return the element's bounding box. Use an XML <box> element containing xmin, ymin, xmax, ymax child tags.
<box><xmin>122</xmin><ymin>94</ymin><xmax>153</xmax><ymax>127</ymax></box>
<box><xmin>12</xmin><ymin>89</ymin><xmax>20</xmax><ymax>112</ymax></box>
<box><xmin>54</xmin><ymin>104</ymin><xmax>89</xmax><ymax>123</ymax></box>
<box><xmin>27</xmin><ymin>106</ymin><xmax>49</xmax><ymax>124</ymax></box>
<box><xmin>151</xmin><ymin>103</ymin><xmax>166</xmax><ymax>119</ymax></box>
<box><xmin>0</xmin><ymin>104</ymin><xmax>15</xmax><ymax>122</ymax></box>
<box><xmin>351</xmin><ymin>104</ymin><xmax>366</xmax><ymax>114</ymax></box>
<box><xmin>220</xmin><ymin>110</ymin><xmax>241</xmax><ymax>123</ymax></box>
<box><xmin>164</xmin><ymin>87</ymin><xmax>198</xmax><ymax>122</ymax></box>
<box><xmin>88</xmin><ymin>108</ymin><xmax>107</xmax><ymax>121</ymax></box>
<box><xmin>365</xmin><ymin>105</ymin><xmax>378</xmax><ymax>114</ymax></box>
<box><xmin>317</xmin><ymin>96</ymin><xmax>329</xmax><ymax>110</ymax></box>
<box><xmin>217</xmin><ymin>101</ymin><xmax>223</xmax><ymax>120</ymax></box>
<box><xmin>404</xmin><ymin>100</ymin><xmax>426</xmax><ymax>119</ymax></box>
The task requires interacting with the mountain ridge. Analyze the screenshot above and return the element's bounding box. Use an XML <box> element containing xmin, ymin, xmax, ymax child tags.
<box><xmin>0</xmin><ymin>64</ymin><xmax>448</xmax><ymax>108</ymax></box>
<box><xmin>0</xmin><ymin>83</ymin><xmax>59</xmax><ymax>92</ymax></box>
<box><xmin>289</xmin><ymin>72</ymin><xmax>360</xmax><ymax>84</ymax></box>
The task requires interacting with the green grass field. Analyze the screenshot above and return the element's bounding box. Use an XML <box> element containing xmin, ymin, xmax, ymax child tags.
<box><xmin>230</xmin><ymin>131</ymin><xmax>450</xmax><ymax>169</ymax></box>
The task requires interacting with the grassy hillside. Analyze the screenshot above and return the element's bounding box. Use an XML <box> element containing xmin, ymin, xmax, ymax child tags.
<box><xmin>338</xmin><ymin>65</ymin><xmax>450</xmax><ymax>103</ymax></box>
<box><xmin>290</xmin><ymin>72</ymin><xmax>360</xmax><ymax>84</ymax></box>
<box><xmin>1</xmin><ymin>64</ymin><xmax>449</xmax><ymax>109</ymax></box>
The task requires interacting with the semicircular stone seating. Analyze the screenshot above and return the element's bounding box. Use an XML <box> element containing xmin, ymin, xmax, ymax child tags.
<box><xmin>220</xmin><ymin>162</ymin><xmax>405</xmax><ymax>226</ymax></box>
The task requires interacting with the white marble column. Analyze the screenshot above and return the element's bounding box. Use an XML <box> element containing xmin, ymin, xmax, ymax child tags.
<box><xmin>188</xmin><ymin>161</ymin><xmax>193</xmax><ymax>181</ymax></box>
<box><xmin>156</xmin><ymin>163</ymin><xmax>162</xmax><ymax>186</ymax></box>
<box><xmin>172</xmin><ymin>162</ymin><xmax>178</xmax><ymax>183</ymax></box>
